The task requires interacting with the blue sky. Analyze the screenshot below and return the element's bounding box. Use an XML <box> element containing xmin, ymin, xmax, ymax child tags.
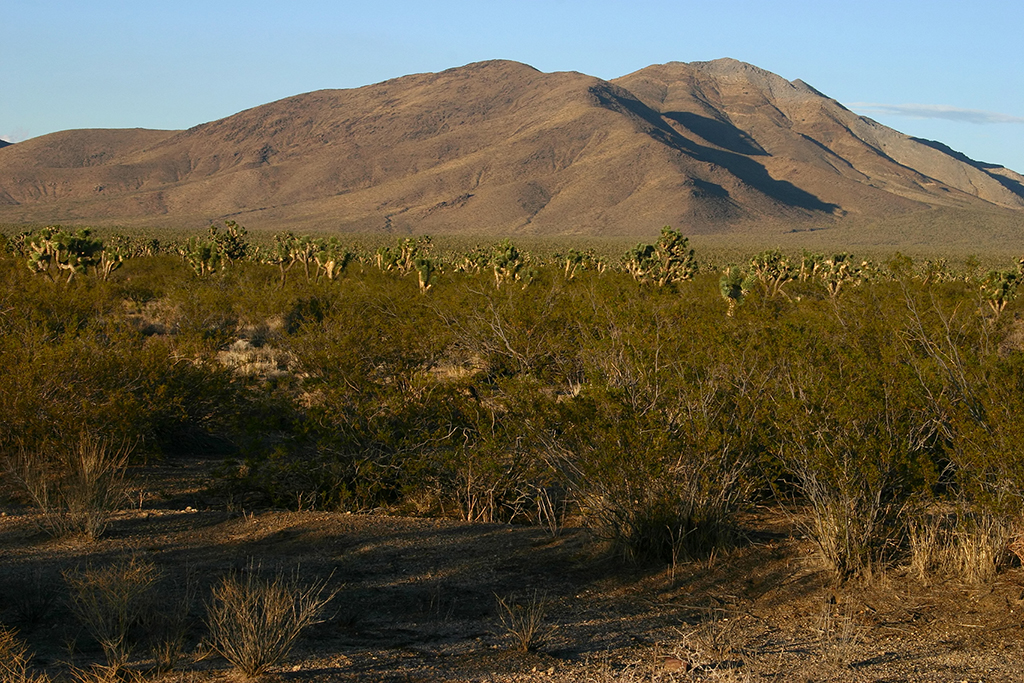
<box><xmin>3</xmin><ymin>0</ymin><xmax>1023</xmax><ymax>172</ymax></box>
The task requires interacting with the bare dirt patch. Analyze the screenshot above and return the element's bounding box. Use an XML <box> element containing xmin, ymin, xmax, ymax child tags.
<box><xmin>2</xmin><ymin>466</ymin><xmax>1024</xmax><ymax>682</ymax></box>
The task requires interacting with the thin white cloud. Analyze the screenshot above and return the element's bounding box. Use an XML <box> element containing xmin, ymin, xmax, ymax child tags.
<box><xmin>851</xmin><ymin>103</ymin><xmax>1024</xmax><ymax>125</ymax></box>
<box><xmin>1</xmin><ymin>127</ymin><xmax>31</xmax><ymax>143</ymax></box>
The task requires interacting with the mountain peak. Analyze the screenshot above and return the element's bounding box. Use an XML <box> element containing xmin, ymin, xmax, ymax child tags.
<box><xmin>0</xmin><ymin>59</ymin><xmax>1019</xmax><ymax>242</ymax></box>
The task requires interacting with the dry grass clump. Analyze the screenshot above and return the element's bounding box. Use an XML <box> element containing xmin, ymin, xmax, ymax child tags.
<box><xmin>495</xmin><ymin>590</ymin><xmax>550</xmax><ymax>653</ymax></box>
<box><xmin>576</xmin><ymin>452</ymin><xmax>746</xmax><ymax>566</ymax></box>
<box><xmin>216</xmin><ymin>338</ymin><xmax>294</xmax><ymax>380</ymax></box>
<box><xmin>908</xmin><ymin>508</ymin><xmax>1017</xmax><ymax>584</ymax></box>
<box><xmin>204</xmin><ymin>564</ymin><xmax>335</xmax><ymax>679</ymax></box>
<box><xmin>6</xmin><ymin>434</ymin><xmax>133</xmax><ymax>540</ymax></box>
<box><xmin>0</xmin><ymin>628</ymin><xmax>51</xmax><ymax>683</ymax></box>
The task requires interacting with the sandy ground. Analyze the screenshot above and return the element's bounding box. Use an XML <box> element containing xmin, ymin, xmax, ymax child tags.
<box><xmin>2</xmin><ymin>463</ymin><xmax>1024</xmax><ymax>682</ymax></box>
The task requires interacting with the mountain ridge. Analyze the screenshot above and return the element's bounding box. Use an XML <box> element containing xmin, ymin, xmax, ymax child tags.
<box><xmin>0</xmin><ymin>58</ymin><xmax>1021</xmax><ymax>242</ymax></box>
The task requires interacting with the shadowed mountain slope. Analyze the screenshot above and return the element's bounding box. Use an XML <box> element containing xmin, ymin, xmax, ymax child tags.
<box><xmin>0</xmin><ymin>59</ymin><xmax>1021</xmax><ymax>239</ymax></box>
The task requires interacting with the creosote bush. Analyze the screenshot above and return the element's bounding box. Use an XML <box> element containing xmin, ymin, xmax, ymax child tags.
<box><xmin>4</xmin><ymin>230</ymin><xmax>1024</xmax><ymax>582</ymax></box>
<box><xmin>205</xmin><ymin>564</ymin><xmax>335</xmax><ymax>678</ymax></box>
<box><xmin>7</xmin><ymin>434</ymin><xmax>134</xmax><ymax>540</ymax></box>
<box><xmin>64</xmin><ymin>556</ymin><xmax>159</xmax><ymax>673</ymax></box>
<box><xmin>142</xmin><ymin>569</ymin><xmax>200</xmax><ymax>673</ymax></box>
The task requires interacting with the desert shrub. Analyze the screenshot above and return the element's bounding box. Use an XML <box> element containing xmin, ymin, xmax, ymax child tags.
<box><xmin>898</xmin><ymin>281</ymin><xmax>1024</xmax><ymax>579</ymax></box>
<box><xmin>432</xmin><ymin>389</ymin><xmax>550</xmax><ymax>523</ymax></box>
<box><xmin>6</xmin><ymin>434</ymin><xmax>133</xmax><ymax>540</ymax></box>
<box><xmin>0</xmin><ymin>319</ymin><xmax>243</xmax><ymax>459</ymax></box>
<box><xmin>559</xmin><ymin>276</ymin><xmax>774</xmax><ymax>563</ymax></box>
<box><xmin>64</xmin><ymin>556</ymin><xmax>159</xmax><ymax>672</ymax></box>
<box><xmin>771</xmin><ymin>286</ymin><xmax>938</xmax><ymax>579</ymax></box>
<box><xmin>141</xmin><ymin>570</ymin><xmax>199</xmax><ymax>673</ymax></box>
<box><xmin>253</xmin><ymin>276</ymin><xmax>455</xmax><ymax>509</ymax></box>
<box><xmin>0</xmin><ymin>627</ymin><xmax>50</xmax><ymax>683</ymax></box>
<box><xmin>0</xmin><ymin>257</ymin><xmax>119</xmax><ymax>340</ymax></box>
<box><xmin>443</xmin><ymin>272</ymin><xmax>584</xmax><ymax>387</ymax></box>
<box><xmin>544</xmin><ymin>299</ymin><xmax>760</xmax><ymax>562</ymax></box>
<box><xmin>110</xmin><ymin>254</ymin><xmax>186</xmax><ymax>305</ymax></box>
<box><xmin>2</xmin><ymin>571</ymin><xmax>60</xmax><ymax>626</ymax></box>
<box><xmin>204</xmin><ymin>565</ymin><xmax>335</xmax><ymax>679</ymax></box>
<box><xmin>225</xmin><ymin>381</ymin><xmax>506</xmax><ymax>515</ymax></box>
<box><xmin>556</xmin><ymin>386</ymin><xmax>754</xmax><ymax>563</ymax></box>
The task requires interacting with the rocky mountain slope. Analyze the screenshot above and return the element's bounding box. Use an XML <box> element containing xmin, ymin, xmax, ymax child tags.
<box><xmin>1</xmin><ymin>59</ymin><xmax>1021</xmax><ymax>238</ymax></box>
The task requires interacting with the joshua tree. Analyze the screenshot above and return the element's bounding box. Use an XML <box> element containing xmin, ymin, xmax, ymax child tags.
<box><xmin>719</xmin><ymin>266</ymin><xmax>750</xmax><ymax>317</ymax></box>
<box><xmin>980</xmin><ymin>269</ymin><xmax>1019</xmax><ymax>318</ymax></box>
<box><xmin>314</xmin><ymin>237</ymin><xmax>353</xmax><ymax>281</ymax></box>
<box><xmin>183</xmin><ymin>221</ymin><xmax>252</xmax><ymax>276</ymax></box>
<box><xmin>651</xmin><ymin>226</ymin><xmax>697</xmax><ymax>286</ymax></box>
<box><xmin>415</xmin><ymin>257</ymin><xmax>438</xmax><ymax>293</ymax></box>
<box><xmin>289</xmin><ymin>235</ymin><xmax>317</xmax><ymax>281</ymax></box>
<box><xmin>624</xmin><ymin>242</ymin><xmax>656</xmax><ymax>283</ymax></box>
<box><xmin>818</xmin><ymin>253</ymin><xmax>864</xmax><ymax>298</ymax></box>
<box><xmin>746</xmin><ymin>249</ymin><xmax>794</xmax><ymax>299</ymax></box>
<box><xmin>624</xmin><ymin>227</ymin><xmax>696</xmax><ymax>286</ymax></box>
<box><xmin>183</xmin><ymin>235</ymin><xmax>222</xmax><ymax>276</ymax></box>
<box><xmin>492</xmin><ymin>239</ymin><xmax>523</xmax><ymax>288</ymax></box>
<box><xmin>210</xmin><ymin>220</ymin><xmax>252</xmax><ymax>263</ymax></box>
<box><xmin>26</xmin><ymin>227</ymin><xmax>105</xmax><ymax>282</ymax></box>
<box><xmin>558</xmin><ymin>249</ymin><xmax>586</xmax><ymax>280</ymax></box>
<box><xmin>267</xmin><ymin>232</ymin><xmax>298</xmax><ymax>285</ymax></box>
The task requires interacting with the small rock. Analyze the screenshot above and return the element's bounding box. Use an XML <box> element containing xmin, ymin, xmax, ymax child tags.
<box><xmin>661</xmin><ymin>656</ymin><xmax>690</xmax><ymax>672</ymax></box>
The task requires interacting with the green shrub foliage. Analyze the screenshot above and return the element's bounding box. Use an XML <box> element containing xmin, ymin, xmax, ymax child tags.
<box><xmin>2</xmin><ymin>225</ymin><xmax>1023</xmax><ymax>576</ymax></box>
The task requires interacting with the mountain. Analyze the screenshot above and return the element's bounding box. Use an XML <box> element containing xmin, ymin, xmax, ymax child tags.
<box><xmin>1</xmin><ymin>59</ymin><xmax>1021</xmax><ymax>242</ymax></box>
